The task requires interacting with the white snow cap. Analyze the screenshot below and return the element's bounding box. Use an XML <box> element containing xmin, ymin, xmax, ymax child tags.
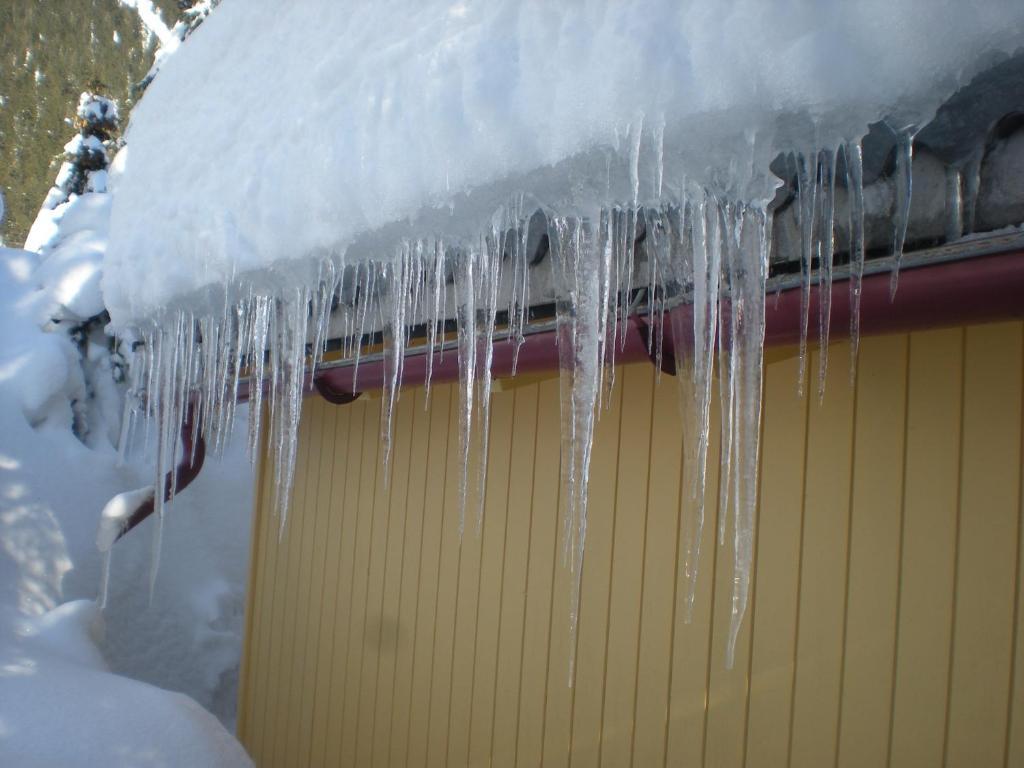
<box><xmin>97</xmin><ymin>486</ymin><xmax>154</xmax><ymax>552</ymax></box>
<box><xmin>104</xmin><ymin>0</ymin><xmax>1024</xmax><ymax>326</ymax></box>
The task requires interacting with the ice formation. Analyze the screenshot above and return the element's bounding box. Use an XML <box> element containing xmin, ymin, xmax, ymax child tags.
<box><xmin>103</xmin><ymin>0</ymin><xmax>1024</xmax><ymax>672</ymax></box>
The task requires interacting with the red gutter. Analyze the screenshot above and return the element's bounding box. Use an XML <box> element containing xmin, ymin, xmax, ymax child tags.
<box><xmin>113</xmin><ymin>403</ymin><xmax>206</xmax><ymax>544</ymax></box>
<box><xmin>316</xmin><ymin>249</ymin><xmax>1024</xmax><ymax>396</ymax></box>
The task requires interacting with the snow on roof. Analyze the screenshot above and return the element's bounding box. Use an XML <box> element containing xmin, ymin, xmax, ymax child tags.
<box><xmin>103</xmin><ymin>0</ymin><xmax>1024</xmax><ymax>327</ymax></box>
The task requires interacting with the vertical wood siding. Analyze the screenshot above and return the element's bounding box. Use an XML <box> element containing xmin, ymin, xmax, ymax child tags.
<box><xmin>237</xmin><ymin>320</ymin><xmax>1024</xmax><ymax>767</ymax></box>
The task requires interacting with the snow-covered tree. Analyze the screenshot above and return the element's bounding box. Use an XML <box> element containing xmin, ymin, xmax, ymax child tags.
<box><xmin>34</xmin><ymin>92</ymin><xmax>119</xmax><ymax>215</ymax></box>
<box><xmin>23</xmin><ymin>92</ymin><xmax>124</xmax><ymax>445</ymax></box>
<box><xmin>135</xmin><ymin>0</ymin><xmax>220</xmax><ymax>94</ymax></box>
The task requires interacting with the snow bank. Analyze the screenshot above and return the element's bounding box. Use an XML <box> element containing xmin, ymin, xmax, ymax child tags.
<box><xmin>28</xmin><ymin>193</ymin><xmax>111</xmax><ymax>323</ymax></box>
<box><xmin>0</xmin><ymin>601</ymin><xmax>251</xmax><ymax>768</ymax></box>
<box><xmin>104</xmin><ymin>0</ymin><xmax>1024</xmax><ymax>324</ymax></box>
<box><xmin>0</xmin><ymin>247</ymin><xmax>253</xmax><ymax>757</ymax></box>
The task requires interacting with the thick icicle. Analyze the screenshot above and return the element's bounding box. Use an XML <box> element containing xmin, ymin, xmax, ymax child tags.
<box><xmin>474</xmin><ymin>229</ymin><xmax>503</xmax><ymax>533</ymax></box>
<box><xmin>960</xmin><ymin>147</ymin><xmax>984</xmax><ymax>236</ymax></box>
<box><xmin>817</xmin><ymin>147</ymin><xmax>837</xmax><ymax>400</ymax></box>
<box><xmin>945</xmin><ymin>165</ymin><xmax>963</xmax><ymax>243</ymax></box>
<box><xmin>845</xmin><ymin>140</ymin><xmax>866</xmax><ymax>375</ymax></box>
<box><xmin>549</xmin><ymin>214</ymin><xmax>602</xmax><ymax>685</ymax></box>
<box><xmin>381</xmin><ymin>246</ymin><xmax>412</xmax><ymax>478</ymax></box>
<box><xmin>715</xmin><ymin>201</ymin><xmax>735</xmax><ymax>547</ymax></box>
<box><xmin>424</xmin><ymin>242</ymin><xmax>445</xmax><ymax>403</ymax></box>
<box><xmin>674</xmin><ymin>192</ymin><xmax>720</xmax><ymax>621</ymax></box>
<box><xmin>794</xmin><ymin>150</ymin><xmax>818</xmax><ymax>397</ymax></box>
<box><xmin>725</xmin><ymin>204</ymin><xmax>770</xmax><ymax>668</ymax></box>
<box><xmin>454</xmin><ymin>251</ymin><xmax>477</xmax><ymax>535</ymax></box>
<box><xmin>889</xmin><ymin>128</ymin><xmax>915</xmax><ymax>299</ymax></box>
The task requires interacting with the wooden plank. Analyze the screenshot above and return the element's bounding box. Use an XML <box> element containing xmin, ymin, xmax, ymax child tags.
<box><xmin>265</xmin><ymin>411</ymin><xmax>313</xmax><ymax>766</ymax></box>
<box><xmin>490</xmin><ymin>385</ymin><xmax>541</xmax><ymax>767</ymax></box>
<box><xmin>788</xmin><ymin>346</ymin><xmax>856</xmax><ymax>768</ymax></box>
<box><xmin>887</xmin><ymin>327</ymin><xmax>963</xmax><ymax>767</ymax></box>
<box><xmin>338</xmin><ymin>399</ymin><xmax>383</xmax><ymax>766</ymax></box>
<box><xmin>704</xmin><ymin>346</ymin><xmax>778</xmax><ymax>768</ymax></box>
<box><xmin>538</xmin><ymin>378</ymin><xmax>574</xmax><ymax>768</ymax></box>
<box><xmin>745</xmin><ymin>348</ymin><xmax>809</xmax><ymax>768</ymax></box>
<box><xmin>445</xmin><ymin>393</ymin><xmax>493</xmax><ymax>766</ymax></box>
<box><xmin>565</xmin><ymin>375</ymin><xmax>623</xmax><ymax>767</ymax></box>
<box><xmin>294</xmin><ymin>400</ymin><xmax>339</xmax><ymax>765</ymax></box>
<box><xmin>251</xmin><ymin>414</ymin><xmax>286</xmax><ymax>765</ymax></box>
<box><xmin>354</xmin><ymin>398</ymin><xmax>397</xmax><ymax>767</ymax></box>
<box><xmin>467</xmin><ymin>388</ymin><xmax>516</xmax><ymax>766</ymax></box>
<box><xmin>596</xmin><ymin>364</ymin><xmax>654</xmax><ymax>767</ymax></box>
<box><xmin>283</xmin><ymin>399</ymin><xmax>330</xmax><ymax>764</ymax></box>
<box><xmin>323</xmin><ymin>401</ymin><xmax>369</xmax><ymax>767</ymax></box>
<box><xmin>836</xmin><ymin>334</ymin><xmax>908</xmax><ymax>767</ymax></box>
<box><xmin>515</xmin><ymin>377</ymin><xmax>562</xmax><ymax>767</ymax></box>
<box><xmin>404</xmin><ymin>385</ymin><xmax>454</xmax><ymax>767</ymax></box>
<box><xmin>369</xmin><ymin>393</ymin><xmax>416</xmax><ymax>766</ymax></box>
<box><xmin>386</xmin><ymin>388</ymin><xmax>433</xmax><ymax>768</ymax></box>
<box><xmin>239</xmin><ymin>409</ymin><xmax>275</xmax><ymax>757</ymax></box>
<box><xmin>945</xmin><ymin>322</ymin><xmax>1023</xmax><ymax>767</ymax></box>
<box><xmin>1007</xmin><ymin>324</ymin><xmax>1024</xmax><ymax>768</ymax></box>
<box><xmin>631</xmin><ymin>371</ymin><xmax>685</xmax><ymax>767</ymax></box>
<box><xmin>664</xmin><ymin>380</ymin><xmax>722</xmax><ymax>767</ymax></box>
<box><xmin>309</xmin><ymin>402</ymin><xmax>354</xmax><ymax>766</ymax></box>
<box><xmin>424</xmin><ymin>386</ymin><xmax>465</xmax><ymax>768</ymax></box>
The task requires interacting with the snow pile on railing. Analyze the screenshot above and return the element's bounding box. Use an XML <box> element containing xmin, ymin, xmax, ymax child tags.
<box><xmin>104</xmin><ymin>0</ymin><xmax>1024</xmax><ymax>672</ymax></box>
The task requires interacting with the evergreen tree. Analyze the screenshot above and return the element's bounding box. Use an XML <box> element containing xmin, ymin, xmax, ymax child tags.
<box><xmin>44</xmin><ymin>91</ymin><xmax>120</xmax><ymax>209</ymax></box>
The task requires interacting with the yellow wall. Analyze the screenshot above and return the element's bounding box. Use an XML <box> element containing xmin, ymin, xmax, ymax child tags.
<box><xmin>237</xmin><ymin>320</ymin><xmax>1024</xmax><ymax>767</ymax></box>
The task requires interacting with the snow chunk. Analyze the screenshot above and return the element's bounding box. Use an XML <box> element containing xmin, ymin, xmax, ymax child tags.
<box><xmin>97</xmin><ymin>486</ymin><xmax>154</xmax><ymax>552</ymax></box>
<box><xmin>0</xmin><ymin>601</ymin><xmax>252</xmax><ymax>768</ymax></box>
<box><xmin>104</xmin><ymin>0</ymin><xmax>1024</xmax><ymax>325</ymax></box>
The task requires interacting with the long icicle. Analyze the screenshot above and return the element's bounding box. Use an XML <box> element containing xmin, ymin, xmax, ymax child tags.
<box><xmin>725</xmin><ymin>204</ymin><xmax>770</xmax><ymax>668</ymax></box>
<box><xmin>845</xmin><ymin>139</ymin><xmax>866</xmax><ymax>377</ymax></box>
<box><xmin>817</xmin><ymin>147</ymin><xmax>837</xmax><ymax>400</ymax></box>
<box><xmin>889</xmin><ymin>127</ymin><xmax>916</xmax><ymax>299</ymax></box>
<box><xmin>794</xmin><ymin>149</ymin><xmax>818</xmax><ymax>397</ymax></box>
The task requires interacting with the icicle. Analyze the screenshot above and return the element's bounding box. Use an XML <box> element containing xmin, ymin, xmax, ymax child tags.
<box><xmin>845</xmin><ymin>140</ymin><xmax>866</xmax><ymax>377</ymax></box>
<box><xmin>722</xmin><ymin>204</ymin><xmax>770</xmax><ymax>668</ymax></box>
<box><xmin>510</xmin><ymin>215</ymin><xmax>531</xmax><ymax>376</ymax></box>
<box><xmin>98</xmin><ymin>547</ymin><xmax>112</xmax><ymax>610</ymax></box>
<box><xmin>381</xmin><ymin>247</ymin><xmax>411</xmax><ymax>477</ymax></box>
<box><xmin>945</xmin><ymin>165</ymin><xmax>963</xmax><ymax>243</ymax></box>
<box><xmin>275</xmin><ymin>287</ymin><xmax>310</xmax><ymax>533</ymax></box>
<box><xmin>817</xmin><ymin>147</ymin><xmax>837</xmax><ymax>400</ymax></box>
<box><xmin>714</xmin><ymin>201</ymin><xmax>735</xmax><ymax>548</ymax></box>
<box><xmin>424</xmin><ymin>242</ymin><xmax>445</xmax><ymax>403</ymax></box>
<box><xmin>117</xmin><ymin>350</ymin><xmax>142</xmax><ymax>466</ymax></box>
<box><xmin>889</xmin><ymin>128</ymin><xmax>915</xmax><ymax>299</ymax></box>
<box><xmin>595</xmin><ymin>208</ymin><xmax>615</xmax><ymax>410</ymax></box>
<box><xmin>549</xmin><ymin>214</ymin><xmax>601</xmax><ymax>686</ymax></box>
<box><xmin>352</xmin><ymin>263</ymin><xmax>375</xmax><ymax>393</ymax></box>
<box><xmin>474</xmin><ymin>228</ymin><xmax>503</xmax><ymax>533</ymax></box>
<box><xmin>794</xmin><ymin>149</ymin><xmax>818</xmax><ymax>397</ymax></box>
<box><xmin>961</xmin><ymin>147</ymin><xmax>983</xmax><ymax>236</ymax></box>
<box><xmin>679</xmin><ymin>189</ymin><xmax>720</xmax><ymax>622</ymax></box>
<box><xmin>248</xmin><ymin>295</ymin><xmax>271</xmax><ymax>462</ymax></box>
<box><xmin>454</xmin><ymin>251</ymin><xmax>477</xmax><ymax>535</ymax></box>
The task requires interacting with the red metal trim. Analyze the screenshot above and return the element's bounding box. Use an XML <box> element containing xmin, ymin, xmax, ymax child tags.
<box><xmin>764</xmin><ymin>250</ymin><xmax>1024</xmax><ymax>347</ymax></box>
<box><xmin>315</xmin><ymin>250</ymin><xmax>1024</xmax><ymax>394</ymax></box>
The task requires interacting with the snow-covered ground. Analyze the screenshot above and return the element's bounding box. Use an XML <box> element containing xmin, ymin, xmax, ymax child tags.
<box><xmin>0</xmin><ymin>242</ymin><xmax>253</xmax><ymax>763</ymax></box>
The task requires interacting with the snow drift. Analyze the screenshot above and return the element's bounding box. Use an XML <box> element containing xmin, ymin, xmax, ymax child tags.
<box><xmin>104</xmin><ymin>0</ymin><xmax>1024</xmax><ymax>323</ymax></box>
